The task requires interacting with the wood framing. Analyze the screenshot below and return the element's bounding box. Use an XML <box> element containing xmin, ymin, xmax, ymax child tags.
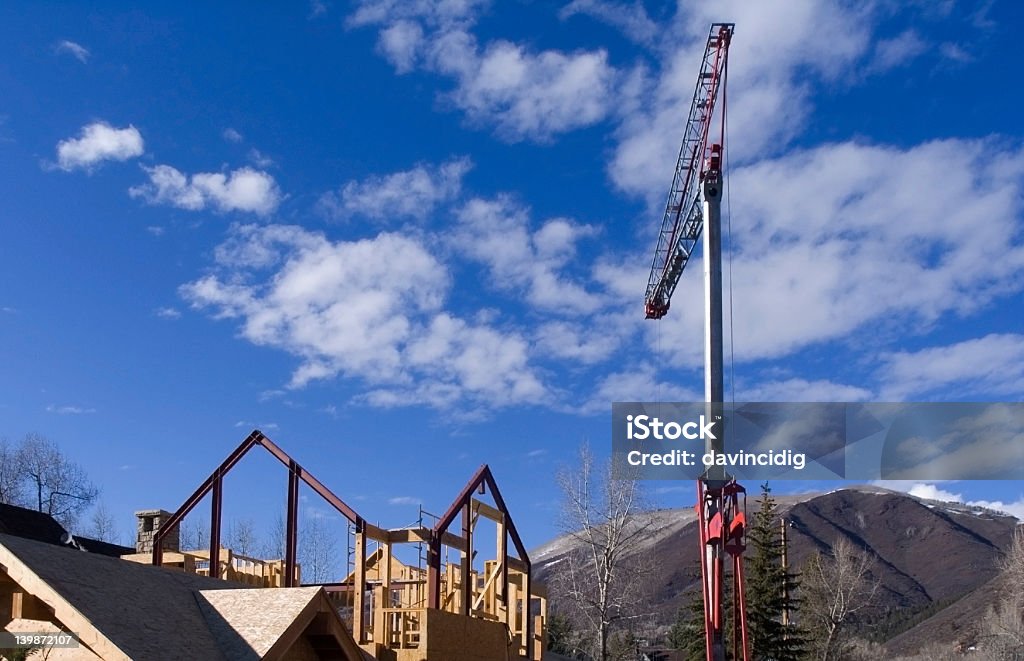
<box><xmin>142</xmin><ymin>431</ymin><xmax>547</xmax><ymax>660</ymax></box>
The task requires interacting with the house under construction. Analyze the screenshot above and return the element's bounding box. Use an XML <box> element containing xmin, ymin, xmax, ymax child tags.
<box><xmin>0</xmin><ymin>430</ymin><xmax>546</xmax><ymax>660</ymax></box>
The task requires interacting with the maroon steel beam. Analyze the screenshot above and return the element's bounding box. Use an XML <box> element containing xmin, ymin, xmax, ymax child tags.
<box><xmin>152</xmin><ymin>430</ymin><xmax>261</xmax><ymax>566</ymax></box>
<box><xmin>428</xmin><ymin>465</ymin><xmax>486</xmax><ymax>609</ymax></box>
<box><xmin>460</xmin><ymin>503</ymin><xmax>472</xmax><ymax>615</ymax></box>
<box><xmin>426</xmin><ymin>539</ymin><xmax>442</xmax><ymax>609</ymax></box>
<box><xmin>525</xmin><ymin>571</ymin><xmax>533</xmax><ymax>656</ymax></box>
<box><xmin>433</xmin><ymin>464</ymin><xmax>489</xmax><ymax>534</ymax></box>
<box><xmin>210</xmin><ymin>474</ymin><xmax>223</xmax><ymax>579</ymax></box>
<box><xmin>153</xmin><ymin>429</ymin><xmax>368</xmax><ymax>573</ymax></box>
<box><xmin>428</xmin><ymin>464</ymin><xmax>533</xmax><ymax>616</ymax></box>
<box><xmin>285</xmin><ymin>459</ymin><xmax>299</xmax><ymax>587</ymax></box>
<box><xmin>482</xmin><ymin>471</ymin><xmax>531</xmax><ymax>572</ymax></box>
<box><xmin>258</xmin><ymin>434</ymin><xmax>365</xmax><ymax>527</ymax></box>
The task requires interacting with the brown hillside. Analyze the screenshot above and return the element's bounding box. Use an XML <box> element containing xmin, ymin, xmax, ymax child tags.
<box><xmin>533</xmin><ymin>486</ymin><xmax>1019</xmax><ymax>648</ymax></box>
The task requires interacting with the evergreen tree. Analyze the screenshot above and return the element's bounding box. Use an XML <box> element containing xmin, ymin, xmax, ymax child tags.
<box><xmin>669</xmin><ymin>582</ymin><xmax>741</xmax><ymax>660</ymax></box>
<box><xmin>669</xmin><ymin>589</ymin><xmax>707</xmax><ymax>660</ymax></box>
<box><xmin>546</xmin><ymin>613</ymin><xmax>579</xmax><ymax>657</ymax></box>
<box><xmin>745</xmin><ymin>482</ymin><xmax>806</xmax><ymax>660</ymax></box>
<box><xmin>608</xmin><ymin>629</ymin><xmax>641</xmax><ymax>660</ymax></box>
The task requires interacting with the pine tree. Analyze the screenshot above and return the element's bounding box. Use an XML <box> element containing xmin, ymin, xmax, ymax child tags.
<box><xmin>669</xmin><ymin>589</ymin><xmax>707</xmax><ymax>660</ymax></box>
<box><xmin>745</xmin><ymin>482</ymin><xmax>806</xmax><ymax>660</ymax></box>
<box><xmin>608</xmin><ymin>629</ymin><xmax>640</xmax><ymax>660</ymax></box>
<box><xmin>669</xmin><ymin>582</ymin><xmax>740</xmax><ymax>660</ymax></box>
<box><xmin>546</xmin><ymin>613</ymin><xmax>578</xmax><ymax>656</ymax></box>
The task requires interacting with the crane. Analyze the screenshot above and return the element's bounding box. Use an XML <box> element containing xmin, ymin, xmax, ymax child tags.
<box><xmin>643</xmin><ymin>23</ymin><xmax>749</xmax><ymax>661</ymax></box>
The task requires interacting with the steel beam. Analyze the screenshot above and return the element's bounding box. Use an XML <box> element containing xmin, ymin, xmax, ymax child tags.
<box><xmin>210</xmin><ymin>474</ymin><xmax>223</xmax><ymax>579</ymax></box>
<box><xmin>285</xmin><ymin>460</ymin><xmax>299</xmax><ymax>587</ymax></box>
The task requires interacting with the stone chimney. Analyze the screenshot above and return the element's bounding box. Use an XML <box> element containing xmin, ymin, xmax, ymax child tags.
<box><xmin>135</xmin><ymin>509</ymin><xmax>180</xmax><ymax>554</ymax></box>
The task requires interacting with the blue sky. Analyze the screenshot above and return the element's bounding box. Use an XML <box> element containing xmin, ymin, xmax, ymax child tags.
<box><xmin>2</xmin><ymin>0</ymin><xmax>1023</xmax><ymax>552</ymax></box>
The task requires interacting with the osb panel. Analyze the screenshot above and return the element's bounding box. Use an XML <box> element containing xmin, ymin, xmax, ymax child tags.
<box><xmin>420</xmin><ymin>608</ymin><xmax>509</xmax><ymax>661</ymax></box>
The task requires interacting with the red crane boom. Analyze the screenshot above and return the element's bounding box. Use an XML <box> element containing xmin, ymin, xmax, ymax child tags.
<box><xmin>644</xmin><ymin>23</ymin><xmax>734</xmax><ymax>320</ymax></box>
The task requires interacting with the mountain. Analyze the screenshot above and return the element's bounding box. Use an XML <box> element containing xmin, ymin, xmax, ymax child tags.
<box><xmin>532</xmin><ymin>485</ymin><xmax>1020</xmax><ymax>650</ymax></box>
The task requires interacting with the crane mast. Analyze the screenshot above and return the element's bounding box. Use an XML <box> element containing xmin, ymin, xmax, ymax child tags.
<box><xmin>643</xmin><ymin>23</ymin><xmax>749</xmax><ymax>661</ymax></box>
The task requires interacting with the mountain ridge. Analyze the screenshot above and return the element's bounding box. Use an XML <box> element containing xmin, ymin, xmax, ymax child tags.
<box><xmin>533</xmin><ymin>485</ymin><xmax>1021</xmax><ymax>651</ymax></box>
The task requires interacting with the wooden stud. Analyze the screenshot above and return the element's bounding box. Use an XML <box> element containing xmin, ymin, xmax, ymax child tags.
<box><xmin>353</xmin><ymin>529</ymin><xmax>367</xmax><ymax>643</ymax></box>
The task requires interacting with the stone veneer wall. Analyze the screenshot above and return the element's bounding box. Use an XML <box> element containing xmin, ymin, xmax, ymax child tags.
<box><xmin>135</xmin><ymin>509</ymin><xmax>181</xmax><ymax>554</ymax></box>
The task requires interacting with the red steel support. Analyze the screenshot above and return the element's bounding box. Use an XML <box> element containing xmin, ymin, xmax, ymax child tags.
<box><xmin>427</xmin><ymin>539</ymin><xmax>442</xmax><ymax>609</ymax></box>
<box><xmin>697</xmin><ymin>478</ymin><xmax>749</xmax><ymax>661</ymax></box>
<box><xmin>696</xmin><ymin>481</ymin><xmax>714</xmax><ymax>661</ymax></box>
<box><xmin>210</xmin><ymin>474</ymin><xmax>223</xmax><ymax>579</ymax></box>
<box><xmin>152</xmin><ymin>429</ymin><xmax>365</xmax><ymax>581</ymax></box>
<box><xmin>152</xmin><ymin>430</ymin><xmax>261</xmax><ymax>566</ymax></box>
<box><xmin>460</xmin><ymin>503</ymin><xmax>472</xmax><ymax>615</ymax></box>
<box><xmin>285</xmin><ymin>460</ymin><xmax>299</xmax><ymax>587</ymax></box>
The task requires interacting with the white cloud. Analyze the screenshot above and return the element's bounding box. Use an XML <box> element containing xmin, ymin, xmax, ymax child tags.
<box><xmin>441</xmin><ymin>38</ymin><xmax>616</xmax><ymax>141</ymax></box>
<box><xmin>359</xmin><ymin>312</ymin><xmax>546</xmax><ymax>410</ymax></box>
<box><xmin>54</xmin><ymin>40</ymin><xmax>90</xmax><ymax>63</ymax></box>
<box><xmin>349</xmin><ymin>2</ymin><xmax>616</xmax><ymax>141</ymax></box>
<box><xmin>347</xmin><ymin>0</ymin><xmax>485</xmax><ymax>30</ymax></box>
<box><xmin>887</xmin><ymin>482</ymin><xmax>1024</xmax><ymax>521</ymax></box>
<box><xmin>55</xmin><ymin>122</ymin><xmax>144</xmax><ymax>171</ymax></box>
<box><xmin>906</xmin><ymin>483</ymin><xmax>963</xmax><ymax>502</ymax></box>
<box><xmin>579</xmin><ymin>363</ymin><xmax>699</xmax><ymax>415</ymax></box>
<box><xmin>388</xmin><ymin>496</ymin><xmax>420</xmax><ymax>506</ymax></box>
<box><xmin>309</xmin><ymin>0</ymin><xmax>328</xmax><ymax>18</ymax></box>
<box><xmin>879</xmin><ymin>404</ymin><xmax>1024</xmax><ymax>481</ymax></box>
<box><xmin>182</xmin><ymin>224</ymin><xmax>546</xmax><ymax>410</ymax></box>
<box><xmin>870</xmin><ymin>30</ymin><xmax>928</xmax><ymax>72</ymax></box>
<box><xmin>154</xmin><ymin>306</ymin><xmax>181</xmax><ymax>319</ymax></box>
<box><xmin>130</xmin><ymin>165</ymin><xmax>281</xmax><ymax>215</ymax></box>
<box><xmin>939</xmin><ymin>42</ymin><xmax>973</xmax><ymax>63</ymax></box>
<box><xmin>378</xmin><ymin>20</ymin><xmax>424</xmax><ymax>73</ymax></box>
<box><xmin>248</xmin><ymin>149</ymin><xmax>274</xmax><ymax>168</ymax></box>
<box><xmin>46</xmin><ymin>404</ymin><xmax>96</xmax><ymax>415</ymax></box>
<box><xmin>534</xmin><ymin>320</ymin><xmax>622</xmax><ymax>364</ymax></box>
<box><xmin>559</xmin><ymin>0</ymin><xmax>658</xmax><ymax>46</ymax></box>
<box><xmin>223</xmin><ymin>128</ymin><xmax>244</xmax><ymax>143</ymax></box>
<box><xmin>651</xmin><ymin>139</ymin><xmax>1024</xmax><ymax>367</ymax></box>
<box><xmin>233</xmin><ymin>420</ymin><xmax>279</xmax><ymax>430</ymax></box>
<box><xmin>740</xmin><ymin>378</ymin><xmax>872</xmax><ymax>402</ymax></box>
<box><xmin>162</xmin><ymin>5</ymin><xmax>1021</xmax><ymax>415</ymax></box>
<box><xmin>319</xmin><ymin>157</ymin><xmax>471</xmax><ymax>221</ymax></box>
<box><xmin>453</xmin><ymin>196</ymin><xmax>603</xmax><ymax>314</ymax></box>
<box><xmin>880</xmin><ymin>334</ymin><xmax>1024</xmax><ymax>400</ymax></box>
<box><xmin>610</xmin><ymin>2</ymin><xmax>904</xmax><ymax>200</ymax></box>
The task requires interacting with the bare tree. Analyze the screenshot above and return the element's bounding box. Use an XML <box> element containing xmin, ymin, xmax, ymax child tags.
<box><xmin>977</xmin><ymin>527</ymin><xmax>1024</xmax><ymax>659</ymax></box>
<box><xmin>801</xmin><ymin>536</ymin><xmax>879</xmax><ymax>661</ymax></box>
<box><xmin>88</xmin><ymin>501</ymin><xmax>119</xmax><ymax>543</ymax></box>
<box><xmin>300</xmin><ymin>514</ymin><xmax>339</xmax><ymax>584</ymax></box>
<box><xmin>16</xmin><ymin>434</ymin><xmax>98</xmax><ymax>529</ymax></box>
<box><xmin>0</xmin><ymin>438</ymin><xmax>24</xmax><ymax>505</ymax></box>
<box><xmin>180</xmin><ymin>515</ymin><xmax>209</xmax><ymax>551</ymax></box>
<box><xmin>553</xmin><ymin>444</ymin><xmax>654</xmax><ymax>661</ymax></box>
<box><xmin>227</xmin><ymin>518</ymin><xmax>258</xmax><ymax>556</ymax></box>
<box><xmin>262</xmin><ymin>511</ymin><xmax>286</xmax><ymax>560</ymax></box>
